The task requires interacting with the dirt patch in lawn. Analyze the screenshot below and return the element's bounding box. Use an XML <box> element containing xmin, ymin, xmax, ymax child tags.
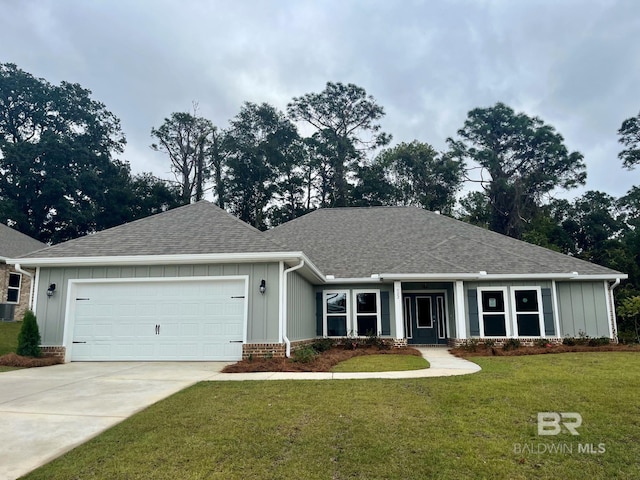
<box><xmin>222</xmin><ymin>347</ymin><xmax>423</xmax><ymax>373</ymax></box>
<box><xmin>0</xmin><ymin>353</ymin><xmax>64</xmax><ymax>368</ymax></box>
<box><xmin>451</xmin><ymin>344</ymin><xmax>640</xmax><ymax>357</ymax></box>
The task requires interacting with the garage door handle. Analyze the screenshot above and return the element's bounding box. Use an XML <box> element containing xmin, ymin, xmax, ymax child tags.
<box><xmin>73</xmin><ymin>341</ymin><xmax>87</xmax><ymax>344</ymax></box>
<box><xmin>229</xmin><ymin>340</ymin><xmax>243</xmax><ymax>343</ymax></box>
<box><xmin>155</xmin><ymin>324</ymin><xmax>160</xmax><ymax>335</ymax></box>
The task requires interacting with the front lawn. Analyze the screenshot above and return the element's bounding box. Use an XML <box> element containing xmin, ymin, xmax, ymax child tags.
<box><xmin>23</xmin><ymin>353</ymin><xmax>640</xmax><ymax>479</ymax></box>
<box><xmin>0</xmin><ymin>321</ymin><xmax>20</xmax><ymax>355</ymax></box>
<box><xmin>331</xmin><ymin>354</ymin><xmax>429</xmax><ymax>372</ymax></box>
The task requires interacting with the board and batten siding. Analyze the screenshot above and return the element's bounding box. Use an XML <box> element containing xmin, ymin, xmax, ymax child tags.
<box><xmin>286</xmin><ymin>271</ymin><xmax>316</xmax><ymax>341</ymax></box>
<box><xmin>35</xmin><ymin>263</ymin><xmax>281</xmax><ymax>346</ymax></box>
<box><xmin>556</xmin><ymin>281</ymin><xmax>609</xmax><ymax>338</ymax></box>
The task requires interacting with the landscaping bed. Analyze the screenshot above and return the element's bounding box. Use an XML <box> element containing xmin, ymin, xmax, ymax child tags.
<box><xmin>0</xmin><ymin>352</ymin><xmax>63</xmax><ymax>368</ymax></box>
<box><xmin>222</xmin><ymin>345</ymin><xmax>423</xmax><ymax>373</ymax></box>
<box><xmin>452</xmin><ymin>340</ymin><xmax>640</xmax><ymax>357</ymax></box>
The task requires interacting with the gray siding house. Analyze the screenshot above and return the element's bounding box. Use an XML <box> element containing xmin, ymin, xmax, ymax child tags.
<box><xmin>9</xmin><ymin>201</ymin><xmax>626</xmax><ymax>362</ymax></box>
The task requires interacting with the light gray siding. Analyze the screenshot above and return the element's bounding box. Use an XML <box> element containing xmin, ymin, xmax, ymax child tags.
<box><xmin>35</xmin><ymin>263</ymin><xmax>281</xmax><ymax>345</ymax></box>
<box><xmin>556</xmin><ymin>281</ymin><xmax>610</xmax><ymax>338</ymax></box>
<box><xmin>287</xmin><ymin>271</ymin><xmax>316</xmax><ymax>341</ymax></box>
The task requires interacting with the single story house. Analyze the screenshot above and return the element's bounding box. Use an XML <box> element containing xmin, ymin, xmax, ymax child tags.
<box><xmin>9</xmin><ymin>201</ymin><xmax>626</xmax><ymax>362</ymax></box>
<box><xmin>0</xmin><ymin>223</ymin><xmax>46</xmax><ymax>321</ymax></box>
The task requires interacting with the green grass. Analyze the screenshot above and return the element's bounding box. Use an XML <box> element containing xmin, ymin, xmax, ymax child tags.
<box><xmin>0</xmin><ymin>321</ymin><xmax>20</xmax><ymax>356</ymax></box>
<box><xmin>0</xmin><ymin>321</ymin><xmax>22</xmax><ymax>372</ymax></box>
<box><xmin>23</xmin><ymin>353</ymin><xmax>640</xmax><ymax>479</ymax></box>
<box><xmin>331</xmin><ymin>354</ymin><xmax>429</xmax><ymax>372</ymax></box>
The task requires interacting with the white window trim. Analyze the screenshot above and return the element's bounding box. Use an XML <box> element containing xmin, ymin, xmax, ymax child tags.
<box><xmin>6</xmin><ymin>272</ymin><xmax>22</xmax><ymax>304</ymax></box>
<box><xmin>510</xmin><ymin>286</ymin><xmax>545</xmax><ymax>338</ymax></box>
<box><xmin>323</xmin><ymin>290</ymin><xmax>350</xmax><ymax>337</ymax></box>
<box><xmin>352</xmin><ymin>289</ymin><xmax>382</xmax><ymax>336</ymax></box>
<box><xmin>477</xmin><ymin>287</ymin><xmax>510</xmax><ymax>338</ymax></box>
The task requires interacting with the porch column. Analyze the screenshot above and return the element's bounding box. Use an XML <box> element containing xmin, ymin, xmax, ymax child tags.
<box><xmin>394</xmin><ymin>281</ymin><xmax>404</xmax><ymax>339</ymax></box>
<box><xmin>454</xmin><ymin>280</ymin><xmax>467</xmax><ymax>338</ymax></box>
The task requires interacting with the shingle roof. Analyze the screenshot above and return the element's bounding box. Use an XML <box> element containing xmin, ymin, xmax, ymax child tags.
<box><xmin>20</xmin><ymin>201</ymin><xmax>287</xmax><ymax>259</ymax></box>
<box><xmin>264</xmin><ymin>206</ymin><xmax>622</xmax><ymax>278</ymax></box>
<box><xmin>0</xmin><ymin>223</ymin><xmax>46</xmax><ymax>259</ymax></box>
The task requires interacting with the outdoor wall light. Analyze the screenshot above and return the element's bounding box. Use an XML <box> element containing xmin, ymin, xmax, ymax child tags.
<box><xmin>259</xmin><ymin>279</ymin><xmax>266</xmax><ymax>295</ymax></box>
<box><xmin>46</xmin><ymin>283</ymin><xmax>56</xmax><ymax>297</ymax></box>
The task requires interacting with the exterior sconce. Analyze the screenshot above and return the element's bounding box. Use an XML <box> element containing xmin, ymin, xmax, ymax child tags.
<box><xmin>47</xmin><ymin>283</ymin><xmax>56</xmax><ymax>297</ymax></box>
<box><xmin>259</xmin><ymin>279</ymin><xmax>266</xmax><ymax>295</ymax></box>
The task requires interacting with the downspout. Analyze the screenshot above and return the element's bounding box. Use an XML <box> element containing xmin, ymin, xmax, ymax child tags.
<box><xmin>281</xmin><ymin>260</ymin><xmax>305</xmax><ymax>357</ymax></box>
<box><xmin>608</xmin><ymin>278</ymin><xmax>621</xmax><ymax>343</ymax></box>
<box><xmin>14</xmin><ymin>264</ymin><xmax>34</xmax><ymax>312</ymax></box>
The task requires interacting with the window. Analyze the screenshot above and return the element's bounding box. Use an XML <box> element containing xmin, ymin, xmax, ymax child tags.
<box><xmin>404</xmin><ymin>296</ymin><xmax>413</xmax><ymax>339</ymax></box>
<box><xmin>416</xmin><ymin>296</ymin><xmax>433</xmax><ymax>328</ymax></box>
<box><xmin>478</xmin><ymin>288</ymin><xmax>508</xmax><ymax>337</ymax></box>
<box><xmin>323</xmin><ymin>289</ymin><xmax>382</xmax><ymax>337</ymax></box>
<box><xmin>324</xmin><ymin>291</ymin><xmax>349</xmax><ymax>336</ymax></box>
<box><xmin>353</xmin><ymin>290</ymin><xmax>381</xmax><ymax>336</ymax></box>
<box><xmin>6</xmin><ymin>273</ymin><xmax>21</xmax><ymax>304</ymax></box>
<box><xmin>512</xmin><ymin>288</ymin><xmax>544</xmax><ymax>337</ymax></box>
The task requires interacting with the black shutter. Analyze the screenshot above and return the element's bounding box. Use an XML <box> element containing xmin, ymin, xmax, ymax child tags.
<box><xmin>380</xmin><ymin>291</ymin><xmax>391</xmax><ymax>336</ymax></box>
<box><xmin>468</xmin><ymin>289</ymin><xmax>479</xmax><ymax>337</ymax></box>
<box><xmin>541</xmin><ymin>288</ymin><xmax>555</xmax><ymax>336</ymax></box>
<box><xmin>316</xmin><ymin>291</ymin><xmax>323</xmax><ymax>336</ymax></box>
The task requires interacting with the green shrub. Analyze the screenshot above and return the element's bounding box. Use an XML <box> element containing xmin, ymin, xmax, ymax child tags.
<box><xmin>16</xmin><ymin>310</ymin><xmax>42</xmax><ymax>358</ymax></box>
<box><xmin>588</xmin><ymin>337</ymin><xmax>611</xmax><ymax>347</ymax></box>
<box><xmin>534</xmin><ymin>338</ymin><xmax>549</xmax><ymax>348</ymax></box>
<box><xmin>292</xmin><ymin>345</ymin><xmax>318</xmax><ymax>363</ymax></box>
<box><xmin>311</xmin><ymin>338</ymin><xmax>335</xmax><ymax>352</ymax></box>
<box><xmin>483</xmin><ymin>339</ymin><xmax>496</xmax><ymax>348</ymax></box>
<box><xmin>563</xmin><ymin>336</ymin><xmax>576</xmax><ymax>346</ymax></box>
<box><xmin>460</xmin><ymin>338</ymin><xmax>479</xmax><ymax>352</ymax></box>
<box><xmin>502</xmin><ymin>338</ymin><xmax>521</xmax><ymax>351</ymax></box>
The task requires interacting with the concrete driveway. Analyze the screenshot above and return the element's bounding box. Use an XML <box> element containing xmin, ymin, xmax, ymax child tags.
<box><xmin>0</xmin><ymin>362</ymin><xmax>229</xmax><ymax>480</ymax></box>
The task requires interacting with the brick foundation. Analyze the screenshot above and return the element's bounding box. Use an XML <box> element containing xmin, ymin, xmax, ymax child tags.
<box><xmin>41</xmin><ymin>346</ymin><xmax>66</xmax><ymax>360</ymax></box>
<box><xmin>448</xmin><ymin>337</ymin><xmax>565</xmax><ymax>348</ymax></box>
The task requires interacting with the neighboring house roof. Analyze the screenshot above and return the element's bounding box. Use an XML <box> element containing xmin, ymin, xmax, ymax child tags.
<box><xmin>0</xmin><ymin>223</ymin><xmax>46</xmax><ymax>260</ymax></box>
<box><xmin>264</xmin><ymin>206</ymin><xmax>623</xmax><ymax>278</ymax></box>
<box><xmin>19</xmin><ymin>201</ymin><xmax>288</xmax><ymax>259</ymax></box>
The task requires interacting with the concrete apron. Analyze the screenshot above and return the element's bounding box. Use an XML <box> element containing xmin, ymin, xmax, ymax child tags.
<box><xmin>0</xmin><ymin>362</ymin><xmax>230</xmax><ymax>480</ymax></box>
<box><xmin>0</xmin><ymin>349</ymin><xmax>480</xmax><ymax>480</ymax></box>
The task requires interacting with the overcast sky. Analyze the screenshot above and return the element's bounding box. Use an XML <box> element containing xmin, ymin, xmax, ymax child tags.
<box><xmin>2</xmin><ymin>0</ymin><xmax>639</xmax><ymax>200</ymax></box>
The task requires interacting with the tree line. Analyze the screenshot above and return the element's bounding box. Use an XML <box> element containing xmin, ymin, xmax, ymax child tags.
<box><xmin>1</xmin><ymin>63</ymin><xmax>639</xmax><ymax>337</ymax></box>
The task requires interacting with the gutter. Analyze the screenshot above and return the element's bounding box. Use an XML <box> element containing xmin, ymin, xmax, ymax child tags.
<box><xmin>281</xmin><ymin>259</ymin><xmax>305</xmax><ymax>358</ymax></box>
<box><xmin>13</xmin><ymin>263</ymin><xmax>34</xmax><ymax>312</ymax></box>
<box><xmin>608</xmin><ymin>278</ymin><xmax>621</xmax><ymax>342</ymax></box>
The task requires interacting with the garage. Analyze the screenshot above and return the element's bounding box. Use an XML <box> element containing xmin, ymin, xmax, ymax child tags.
<box><xmin>69</xmin><ymin>277</ymin><xmax>247</xmax><ymax>361</ymax></box>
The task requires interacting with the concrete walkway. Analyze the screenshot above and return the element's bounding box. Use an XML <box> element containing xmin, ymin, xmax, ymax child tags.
<box><xmin>211</xmin><ymin>347</ymin><xmax>481</xmax><ymax>380</ymax></box>
<box><xmin>0</xmin><ymin>349</ymin><xmax>478</xmax><ymax>480</ymax></box>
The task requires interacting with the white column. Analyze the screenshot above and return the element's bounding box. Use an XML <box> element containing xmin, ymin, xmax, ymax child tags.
<box><xmin>394</xmin><ymin>281</ymin><xmax>404</xmax><ymax>339</ymax></box>
<box><xmin>454</xmin><ymin>280</ymin><xmax>467</xmax><ymax>339</ymax></box>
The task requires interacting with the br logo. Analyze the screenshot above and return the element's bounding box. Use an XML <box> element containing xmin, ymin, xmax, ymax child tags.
<box><xmin>537</xmin><ymin>412</ymin><xmax>582</xmax><ymax>436</ymax></box>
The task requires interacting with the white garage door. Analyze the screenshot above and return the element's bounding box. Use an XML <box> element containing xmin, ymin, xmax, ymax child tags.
<box><xmin>70</xmin><ymin>278</ymin><xmax>246</xmax><ymax>361</ymax></box>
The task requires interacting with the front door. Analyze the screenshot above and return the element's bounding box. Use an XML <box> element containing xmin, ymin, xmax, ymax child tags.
<box><xmin>403</xmin><ymin>293</ymin><xmax>448</xmax><ymax>345</ymax></box>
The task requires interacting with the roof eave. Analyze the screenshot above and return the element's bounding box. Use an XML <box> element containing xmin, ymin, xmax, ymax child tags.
<box><xmin>377</xmin><ymin>272</ymin><xmax>628</xmax><ymax>281</ymax></box>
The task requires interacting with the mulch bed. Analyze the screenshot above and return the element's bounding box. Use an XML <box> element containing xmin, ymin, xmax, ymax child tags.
<box><xmin>222</xmin><ymin>346</ymin><xmax>423</xmax><ymax>373</ymax></box>
<box><xmin>451</xmin><ymin>344</ymin><xmax>640</xmax><ymax>358</ymax></box>
<box><xmin>0</xmin><ymin>353</ymin><xmax>64</xmax><ymax>368</ymax></box>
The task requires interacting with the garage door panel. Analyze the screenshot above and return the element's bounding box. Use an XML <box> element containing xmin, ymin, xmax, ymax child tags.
<box><xmin>71</xmin><ymin>279</ymin><xmax>246</xmax><ymax>361</ymax></box>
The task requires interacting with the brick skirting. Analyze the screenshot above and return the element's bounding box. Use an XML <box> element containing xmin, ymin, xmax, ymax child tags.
<box><xmin>448</xmin><ymin>337</ymin><xmax>565</xmax><ymax>348</ymax></box>
<box><xmin>40</xmin><ymin>346</ymin><xmax>66</xmax><ymax>359</ymax></box>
